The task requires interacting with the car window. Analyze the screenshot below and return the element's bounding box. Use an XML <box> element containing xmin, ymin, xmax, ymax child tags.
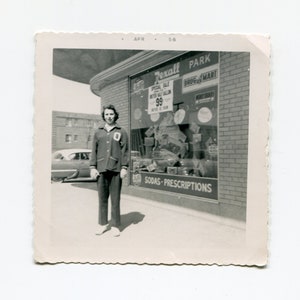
<box><xmin>81</xmin><ymin>152</ymin><xmax>90</xmax><ymax>160</ymax></box>
<box><xmin>68</xmin><ymin>153</ymin><xmax>80</xmax><ymax>160</ymax></box>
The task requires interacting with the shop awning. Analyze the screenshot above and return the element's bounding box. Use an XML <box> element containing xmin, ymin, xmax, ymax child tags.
<box><xmin>89</xmin><ymin>50</ymin><xmax>187</xmax><ymax>96</ymax></box>
<box><xmin>53</xmin><ymin>49</ymin><xmax>142</xmax><ymax>84</ymax></box>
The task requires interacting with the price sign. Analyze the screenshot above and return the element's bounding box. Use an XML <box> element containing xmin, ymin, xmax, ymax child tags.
<box><xmin>148</xmin><ymin>80</ymin><xmax>173</xmax><ymax>114</ymax></box>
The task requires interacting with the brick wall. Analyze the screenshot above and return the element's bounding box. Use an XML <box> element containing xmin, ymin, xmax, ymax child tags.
<box><xmin>99</xmin><ymin>78</ymin><xmax>129</xmax><ymax>131</ymax></box>
<box><xmin>218</xmin><ymin>52</ymin><xmax>250</xmax><ymax>217</ymax></box>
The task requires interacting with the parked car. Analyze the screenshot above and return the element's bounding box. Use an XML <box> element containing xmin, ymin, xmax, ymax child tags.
<box><xmin>51</xmin><ymin>149</ymin><xmax>94</xmax><ymax>182</ymax></box>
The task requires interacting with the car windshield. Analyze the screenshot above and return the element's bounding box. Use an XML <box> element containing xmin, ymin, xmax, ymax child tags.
<box><xmin>52</xmin><ymin>150</ymin><xmax>91</xmax><ymax>160</ymax></box>
<box><xmin>67</xmin><ymin>152</ymin><xmax>91</xmax><ymax>160</ymax></box>
<box><xmin>68</xmin><ymin>153</ymin><xmax>80</xmax><ymax>160</ymax></box>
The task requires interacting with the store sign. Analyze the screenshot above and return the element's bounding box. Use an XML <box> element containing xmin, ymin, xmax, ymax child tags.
<box><xmin>154</xmin><ymin>62</ymin><xmax>180</xmax><ymax>83</ymax></box>
<box><xmin>182</xmin><ymin>64</ymin><xmax>219</xmax><ymax>94</ymax></box>
<box><xmin>195</xmin><ymin>91</ymin><xmax>215</xmax><ymax>104</ymax></box>
<box><xmin>137</xmin><ymin>172</ymin><xmax>218</xmax><ymax>200</ymax></box>
<box><xmin>187</xmin><ymin>53</ymin><xmax>218</xmax><ymax>70</ymax></box>
<box><xmin>148</xmin><ymin>80</ymin><xmax>174</xmax><ymax>114</ymax></box>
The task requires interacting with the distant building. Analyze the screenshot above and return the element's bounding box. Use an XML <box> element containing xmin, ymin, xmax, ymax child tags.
<box><xmin>52</xmin><ymin>111</ymin><xmax>101</xmax><ymax>152</ymax></box>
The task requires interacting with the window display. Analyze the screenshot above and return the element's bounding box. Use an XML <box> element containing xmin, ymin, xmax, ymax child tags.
<box><xmin>130</xmin><ymin>52</ymin><xmax>219</xmax><ymax>200</ymax></box>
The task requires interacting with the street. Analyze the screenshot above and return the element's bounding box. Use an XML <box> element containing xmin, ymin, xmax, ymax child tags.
<box><xmin>48</xmin><ymin>181</ymin><xmax>246</xmax><ymax>264</ymax></box>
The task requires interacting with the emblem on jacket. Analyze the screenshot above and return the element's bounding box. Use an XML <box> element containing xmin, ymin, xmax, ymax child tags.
<box><xmin>113</xmin><ymin>132</ymin><xmax>121</xmax><ymax>141</ymax></box>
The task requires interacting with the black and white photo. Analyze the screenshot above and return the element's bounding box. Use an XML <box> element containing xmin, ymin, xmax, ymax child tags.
<box><xmin>34</xmin><ymin>33</ymin><xmax>269</xmax><ymax>265</ymax></box>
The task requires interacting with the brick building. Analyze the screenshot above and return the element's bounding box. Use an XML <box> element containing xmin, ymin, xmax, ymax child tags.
<box><xmin>52</xmin><ymin>111</ymin><xmax>101</xmax><ymax>152</ymax></box>
<box><xmin>90</xmin><ymin>51</ymin><xmax>250</xmax><ymax>221</ymax></box>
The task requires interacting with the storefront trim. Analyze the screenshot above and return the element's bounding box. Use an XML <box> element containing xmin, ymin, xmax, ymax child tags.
<box><xmin>122</xmin><ymin>184</ymin><xmax>246</xmax><ymax>221</ymax></box>
<box><xmin>126</xmin><ymin>184</ymin><xmax>218</xmax><ymax>203</ymax></box>
<box><xmin>90</xmin><ymin>50</ymin><xmax>187</xmax><ymax>96</ymax></box>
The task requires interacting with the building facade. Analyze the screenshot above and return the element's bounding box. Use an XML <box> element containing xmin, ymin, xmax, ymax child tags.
<box><xmin>52</xmin><ymin>111</ymin><xmax>101</xmax><ymax>152</ymax></box>
<box><xmin>90</xmin><ymin>50</ymin><xmax>250</xmax><ymax>221</ymax></box>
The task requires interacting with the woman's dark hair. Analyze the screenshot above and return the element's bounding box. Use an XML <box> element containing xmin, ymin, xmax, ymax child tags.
<box><xmin>101</xmin><ymin>104</ymin><xmax>119</xmax><ymax>122</ymax></box>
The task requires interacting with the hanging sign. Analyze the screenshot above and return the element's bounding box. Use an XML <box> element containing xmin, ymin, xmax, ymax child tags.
<box><xmin>197</xmin><ymin>107</ymin><xmax>213</xmax><ymax>123</ymax></box>
<box><xmin>148</xmin><ymin>80</ymin><xmax>174</xmax><ymax>114</ymax></box>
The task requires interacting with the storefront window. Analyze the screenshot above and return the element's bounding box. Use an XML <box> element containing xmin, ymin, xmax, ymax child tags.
<box><xmin>129</xmin><ymin>52</ymin><xmax>219</xmax><ymax>200</ymax></box>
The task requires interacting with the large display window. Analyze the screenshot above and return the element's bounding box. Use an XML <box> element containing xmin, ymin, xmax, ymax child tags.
<box><xmin>129</xmin><ymin>52</ymin><xmax>219</xmax><ymax>200</ymax></box>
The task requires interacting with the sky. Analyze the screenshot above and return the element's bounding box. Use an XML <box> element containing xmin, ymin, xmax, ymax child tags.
<box><xmin>52</xmin><ymin>75</ymin><xmax>101</xmax><ymax>114</ymax></box>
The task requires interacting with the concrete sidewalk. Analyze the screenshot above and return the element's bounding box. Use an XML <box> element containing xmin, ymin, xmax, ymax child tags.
<box><xmin>48</xmin><ymin>181</ymin><xmax>246</xmax><ymax>264</ymax></box>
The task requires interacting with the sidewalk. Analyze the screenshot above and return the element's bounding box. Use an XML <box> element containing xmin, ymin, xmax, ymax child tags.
<box><xmin>48</xmin><ymin>181</ymin><xmax>246</xmax><ymax>264</ymax></box>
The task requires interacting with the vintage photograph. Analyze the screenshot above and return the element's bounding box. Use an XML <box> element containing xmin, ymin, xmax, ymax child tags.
<box><xmin>34</xmin><ymin>33</ymin><xmax>269</xmax><ymax>265</ymax></box>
